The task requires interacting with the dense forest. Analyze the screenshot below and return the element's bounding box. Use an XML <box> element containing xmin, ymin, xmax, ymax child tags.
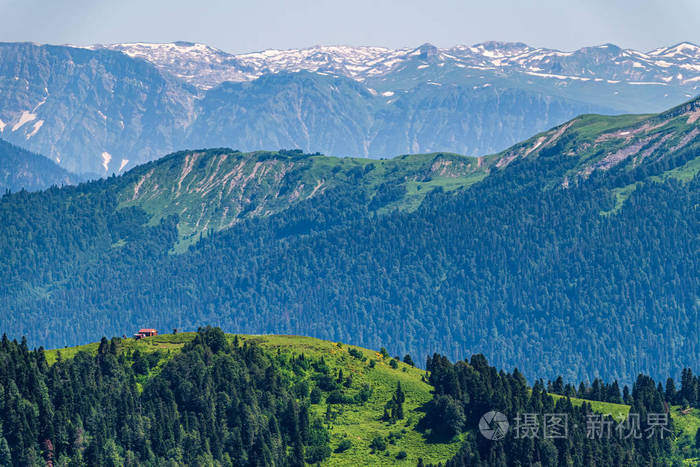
<box><xmin>0</xmin><ymin>328</ymin><xmax>697</xmax><ymax>466</ymax></box>
<box><xmin>1</xmin><ymin>144</ymin><xmax>697</xmax><ymax>384</ymax></box>
<box><xmin>0</xmin><ymin>327</ymin><xmax>331</xmax><ymax>466</ymax></box>
<box><xmin>422</xmin><ymin>353</ymin><xmax>699</xmax><ymax>466</ymax></box>
<box><xmin>0</xmin><ymin>99</ymin><xmax>698</xmax><ymax>383</ymax></box>
<box><xmin>0</xmin><ymin>138</ymin><xmax>79</xmax><ymax>192</ymax></box>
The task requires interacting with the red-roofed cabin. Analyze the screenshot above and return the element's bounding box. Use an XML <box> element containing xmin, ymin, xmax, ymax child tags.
<box><xmin>134</xmin><ymin>329</ymin><xmax>158</xmax><ymax>339</ymax></box>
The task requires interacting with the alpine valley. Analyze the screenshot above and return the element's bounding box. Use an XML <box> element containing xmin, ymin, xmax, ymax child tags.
<box><xmin>1</xmin><ymin>95</ymin><xmax>698</xmax><ymax>387</ymax></box>
<box><xmin>0</xmin><ymin>40</ymin><xmax>698</xmax><ymax>174</ymax></box>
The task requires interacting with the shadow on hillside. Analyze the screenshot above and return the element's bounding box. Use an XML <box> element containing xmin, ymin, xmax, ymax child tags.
<box><xmin>413</xmin><ymin>403</ymin><xmax>458</xmax><ymax>444</ymax></box>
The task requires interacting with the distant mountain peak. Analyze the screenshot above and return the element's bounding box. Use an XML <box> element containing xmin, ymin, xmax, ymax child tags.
<box><xmin>410</xmin><ymin>43</ymin><xmax>439</xmax><ymax>60</ymax></box>
<box><xmin>648</xmin><ymin>41</ymin><xmax>700</xmax><ymax>58</ymax></box>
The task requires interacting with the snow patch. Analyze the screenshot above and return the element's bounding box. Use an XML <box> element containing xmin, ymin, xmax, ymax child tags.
<box><xmin>101</xmin><ymin>152</ymin><xmax>112</xmax><ymax>172</ymax></box>
<box><xmin>32</xmin><ymin>97</ymin><xmax>47</xmax><ymax>113</ymax></box>
<box><xmin>0</xmin><ymin>118</ymin><xmax>5</xmax><ymax>132</ymax></box>
<box><xmin>381</xmin><ymin>91</ymin><xmax>395</xmax><ymax>96</ymax></box>
<box><xmin>12</xmin><ymin>111</ymin><xmax>37</xmax><ymax>131</ymax></box>
<box><xmin>26</xmin><ymin>120</ymin><xmax>44</xmax><ymax>139</ymax></box>
<box><xmin>119</xmin><ymin>159</ymin><xmax>129</xmax><ymax>172</ymax></box>
<box><xmin>628</xmin><ymin>81</ymin><xmax>666</xmax><ymax>85</ymax></box>
<box><xmin>525</xmin><ymin>71</ymin><xmax>592</xmax><ymax>81</ymax></box>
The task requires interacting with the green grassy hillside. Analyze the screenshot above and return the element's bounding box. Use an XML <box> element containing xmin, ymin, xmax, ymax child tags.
<box><xmin>47</xmin><ymin>332</ymin><xmax>463</xmax><ymax>466</ymax></box>
<box><xmin>117</xmin><ymin>150</ymin><xmax>490</xmax><ymax>251</ymax></box>
<box><xmin>45</xmin><ymin>332</ymin><xmax>700</xmax><ymax>465</ymax></box>
<box><xmin>495</xmin><ymin>96</ymin><xmax>700</xmax><ymax>196</ymax></box>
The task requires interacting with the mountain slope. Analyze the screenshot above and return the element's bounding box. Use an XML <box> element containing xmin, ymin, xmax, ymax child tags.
<box><xmin>495</xmin><ymin>95</ymin><xmax>700</xmax><ymax>185</ymax></box>
<box><xmin>0</xmin><ymin>42</ymin><xmax>195</xmax><ymax>174</ymax></box>
<box><xmin>0</xmin><ymin>138</ymin><xmax>80</xmax><ymax>192</ymax></box>
<box><xmin>0</xmin><ymin>98</ymin><xmax>697</xmax><ymax>383</ymax></box>
<box><xmin>188</xmin><ymin>70</ymin><xmax>617</xmax><ymax>158</ymax></box>
<box><xmin>118</xmin><ymin>148</ymin><xmax>486</xmax><ymax>250</ymax></box>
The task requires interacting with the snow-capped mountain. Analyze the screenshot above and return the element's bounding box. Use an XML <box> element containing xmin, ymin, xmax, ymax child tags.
<box><xmin>236</xmin><ymin>45</ymin><xmax>411</xmax><ymax>80</ymax></box>
<box><xmin>101</xmin><ymin>40</ymin><xmax>700</xmax><ymax>90</ymax></box>
<box><xmin>94</xmin><ymin>42</ymin><xmax>408</xmax><ymax>88</ymax></box>
<box><xmin>94</xmin><ymin>41</ymin><xmax>257</xmax><ymax>90</ymax></box>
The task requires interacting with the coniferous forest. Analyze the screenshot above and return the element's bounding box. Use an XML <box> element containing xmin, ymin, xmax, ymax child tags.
<box><xmin>0</xmin><ymin>327</ymin><xmax>697</xmax><ymax>466</ymax></box>
<box><xmin>1</xmin><ymin>132</ymin><xmax>697</xmax><ymax>383</ymax></box>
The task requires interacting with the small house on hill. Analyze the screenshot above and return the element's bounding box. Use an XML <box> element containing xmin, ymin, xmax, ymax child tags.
<box><xmin>134</xmin><ymin>328</ymin><xmax>158</xmax><ymax>339</ymax></box>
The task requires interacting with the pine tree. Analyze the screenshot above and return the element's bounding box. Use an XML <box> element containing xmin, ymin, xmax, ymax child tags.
<box><xmin>664</xmin><ymin>378</ymin><xmax>676</xmax><ymax>404</ymax></box>
<box><xmin>623</xmin><ymin>385</ymin><xmax>632</xmax><ymax>405</ymax></box>
<box><xmin>0</xmin><ymin>435</ymin><xmax>10</xmax><ymax>465</ymax></box>
<box><xmin>552</xmin><ymin>376</ymin><xmax>564</xmax><ymax>394</ymax></box>
<box><xmin>384</xmin><ymin>382</ymin><xmax>406</xmax><ymax>422</ymax></box>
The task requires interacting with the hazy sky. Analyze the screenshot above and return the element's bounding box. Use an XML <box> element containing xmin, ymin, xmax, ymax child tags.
<box><xmin>0</xmin><ymin>0</ymin><xmax>698</xmax><ymax>53</ymax></box>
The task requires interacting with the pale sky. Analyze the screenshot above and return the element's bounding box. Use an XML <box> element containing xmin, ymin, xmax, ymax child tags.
<box><xmin>0</xmin><ymin>0</ymin><xmax>698</xmax><ymax>53</ymax></box>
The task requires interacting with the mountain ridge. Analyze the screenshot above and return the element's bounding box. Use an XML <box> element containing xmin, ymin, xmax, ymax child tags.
<box><xmin>97</xmin><ymin>40</ymin><xmax>700</xmax><ymax>89</ymax></box>
<box><xmin>117</xmin><ymin>94</ymin><xmax>700</xmax><ymax>249</ymax></box>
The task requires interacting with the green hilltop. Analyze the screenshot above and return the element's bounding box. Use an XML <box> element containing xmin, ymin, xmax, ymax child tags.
<box><xmin>47</xmin><ymin>332</ymin><xmax>464</xmax><ymax>466</ymax></box>
<box><xmin>45</xmin><ymin>332</ymin><xmax>700</xmax><ymax>466</ymax></box>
